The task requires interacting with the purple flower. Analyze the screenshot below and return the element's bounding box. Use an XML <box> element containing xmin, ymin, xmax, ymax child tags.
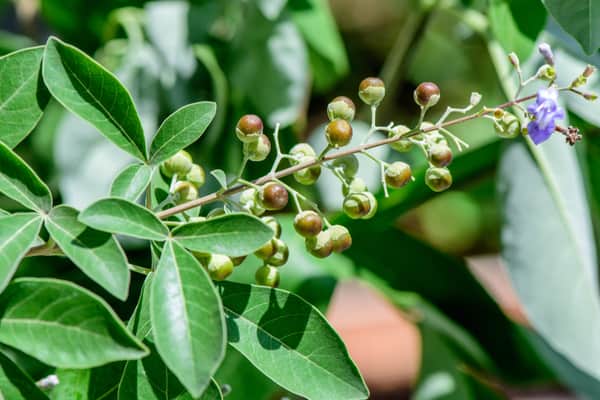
<box><xmin>527</xmin><ymin>88</ymin><xmax>565</xmax><ymax>145</ymax></box>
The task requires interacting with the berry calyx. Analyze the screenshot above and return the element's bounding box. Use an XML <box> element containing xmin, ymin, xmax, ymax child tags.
<box><xmin>384</xmin><ymin>162</ymin><xmax>412</xmax><ymax>188</ymax></box>
<box><xmin>328</xmin><ymin>225</ymin><xmax>352</xmax><ymax>253</ymax></box>
<box><xmin>290</xmin><ymin>143</ymin><xmax>316</xmax><ymax>158</ymax></box>
<box><xmin>326</xmin><ymin>119</ymin><xmax>353</xmax><ymax>148</ymax></box>
<box><xmin>388</xmin><ymin>125</ymin><xmax>412</xmax><ymax>152</ymax></box>
<box><xmin>343</xmin><ymin>191</ymin><xmax>374</xmax><ymax>219</ymax></box>
<box><xmin>293</xmin><ymin>159</ymin><xmax>321</xmax><ymax>185</ymax></box>
<box><xmin>160</xmin><ymin>150</ymin><xmax>193</xmax><ymax>178</ymax></box>
<box><xmin>342</xmin><ymin>177</ymin><xmax>368</xmax><ymax>196</ymax></box>
<box><xmin>428</xmin><ymin>145</ymin><xmax>453</xmax><ymax>168</ymax></box>
<box><xmin>265</xmin><ymin>238</ymin><xmax>289</xmax><ymax>267</ymax></box>
<box><xmin>327</xmin><ymin>96</ymin><xmax>356</xmax><ymax>122</ymax></box>
<box><xmin>425</xmin><ymin>167</ymin><xmax>453</xmax><ymax>192</ymax></box>
<box><xmin>205</xmin><ymin>254</ymin><xmax>234</xmax><ymax>281</ymax></box>
<box><xmin>186</xmin><ymin>164</ymin><xmax>206</xmax><ymax>188</ymax></box>
<box><xmin>414</xmin><ymin>82</ymin><xmax>440</xmax><ymax>108</ymax></box>
<box><xmin>305</xmin><ymin>230</ymin><xmax>333</xmax><ymax>258</ymax></box>
<box><xmin>294</xmin><ymin>210</ymin><xmax>323</xmax><ymax>238</ymax></box>
<box><xmin>358</xmin><ymin>77</ymin><xmax>385</xmax><ymax>106</ymax></box>
<box><xmin>236</xmin><ymin>114</ymin><xmax>263</xmax><ymax>143</ymax></box>
<box><xmin>261</xmin><ymin>216</ymin><xmax>282</xmax><ymax>238</ymax></box>
<box><xmin>259</xmin><ymin>182</ymin><xmax>289</xmax><ymax>211</ymax></box>
<box><xmin>240</xmin><ymin>188</ymin><xmax>266</xmax><ymax>216</ymax></box>
<box><xmin>495</xmin><ymin>113</ymin><xmax>521</xmax><ymax>139</ymax></box>
<box><xmin>255</xmin><ymin>265</ymin><xmax>280</xmax><ymax>287</ymax></box>
<box><xmin>332</xmin><ymin>155</ymin><xmax>359</xmax><ymax>179</ymax></box>
<box><xmin>172</xmin><ymin>181</ymin><xmax>198</xmax><ymax>204</ymax></box>
<box><xmin>244</xmin><ymin>133</ymin><xmax>271</xmax><ymax>161</ymax></box>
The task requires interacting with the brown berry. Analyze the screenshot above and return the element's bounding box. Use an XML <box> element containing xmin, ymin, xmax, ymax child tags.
<box><xmin>326</xmin><ymin>119</ymin><xmax>353</xmax><ymax>148</ymax></box>
<box><xmin>236</xmin><ymin>114</ymin><xmax>263</xmax><ymax>143</ymax></box>
<box><xmin>259</xmin><ymin>182</ymin><xmax>288</xmax><ymax>210</ymax></box>
<box><xmin>414</xmin><ymin>82</ymin><xmax>440</xmax><ymax>107</ymax></box>
<box><xmin>294</xmin><ymin>210</ymin><xmax>323</xmax><ymax>238</ymax></box>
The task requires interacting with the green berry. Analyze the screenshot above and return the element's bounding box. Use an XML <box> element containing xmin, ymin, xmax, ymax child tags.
<box><xmin>328</xmin><ymin>225</ymin><xmax>352</xmax><ymax>253</ymax></box>
<box><xmin>420</xmin><ymin>122</ymin><xmax>446</xmax><ymax>145</ymax></box>
<box><xmin>186</xmin><ymin>164</ymin><xmax>206</xmax><ymax>188</ymax></box>
<box><xmin>385</xmin><ymin>161</ymin><xmax>412</xmax><ymax>188</ymax></box>
<box><xmin>244</xmin><ymin>133</ymin><xmax>271</xmax><ymax>161</ymax></box>
<box><xmin>172</xmin><ymin>181</ymin><xmax>198</xmax><ymax>204</ymax></box>
<box><xmin>325</xmin><ymin>119</ymin><xmax>353</xmax><ymax>148</ymax></box>
<box><xmin>305</xmin><ymin>230</ymin><xmax>333</xmax><ymax>258</ymax></box>
<box><xmin>495</xmin><ymin>113</ymin><xmax>521</xmax><ymax>139</ymax></box>
<box><xmin>259</xmin><ymin>182</ymin><xmax>288</xmax><ymax>211</ymax></box>
<box><xmin>293</xmin><ymin>156</ymin><xmax>321</xmax><ymax>185</ymax></box>
<box><xmin>236</xmin><ymin>114</ymin><xmax>263</xmax><ymax>143</ymax></box>
<box><xmin>255</xmin><ymin>238</ymin><xmax>277</xmax><ymax>260</ymax></box>
<box><xmin>414</xmin><ymin>82</ymin><xmax>440</xmax><ymax>108</ymax></box>
<box><xmin>359</xmin><ymin>77</ymin><xmax>385</xmax><ymax>106</ymax></box>
<box><xmin>289</xmin><ymin>143</ymin><xmax>316</xmax><ymax>158</ymax></box>
<box><xmin>327</xmin><ymin>96</ymin><xmax>356</xmax><ymax>122</ymax></box>
<box><xmin>265</xmin><ymin>238</ymin><xmax>289</xmax><ymax>267</ymax></box>
<box><xmin>206</xmin><ymin>254</ymin><xmax>234</xmax><ymax>281</ymax></box>
<box><xmin>294</xmin><ymin>210</ymin><xmax>323</xmax><ymax>238</ymax></box>
<box><xmin>428</xmin><ymin>145</ymin><xmax>453</xmax><ymax>168</ymax></box>
<box><xmin>332</xmin><ymin>155</ymin><xmax>359</xmax><ymax>179</ymax></box>
<box><xmin>255</xmin><ymin>265</ymin><xmax>280</xmax><ymax>287</ymax></box>
<box><xmin>425</xmin><ymin>167</ymin><xmax>452</xmax><ymax>192</ymax></box>
<box><xmin>261</xmin><ymin>216</ymin><xmax>282</xmax><ymax>238</ymax></box>
<box><xmin>342</xmin><ymin>177</ymin><xmax>368</xmax><ymax>196</ymax></box>
<box><xmin>239</xmin><ymin>188</ymin><xmax>266</xmax><ymax>216</ymax></box>
<box><xmin>161</xmin><ymin>150</ymin><xmax>193</xmax><ymax>178</ymax></box>
<box><xmin>388</xmin><ymin>125</ymin><xmax>412</xmax><ymax>152</ymax></box>
<box><xmin>342</xmin><ymin>191</ymin><xmax>373</xmax><ymax>219</ymax></box>
<box><xmin>361</xmin><ymin>192</ymin><xmax>378</xmax><ymax>219</ymax></box>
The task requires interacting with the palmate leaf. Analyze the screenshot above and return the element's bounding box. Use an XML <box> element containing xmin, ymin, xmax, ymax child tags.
<box><xmin>42</xmin><ymin>37</ymin><xmax>147</xmax><ymax>160</ymax></box>
<box><xmin>219</xmin><ymin>282</ymin><xmax>369</xmax><ymax>400</ymax></box>
<box><xmin>0</xmin><ymin>278</ymin><xmax>148</xmax><ymax>368</ymax></box>
<box><xmin>150</xmin><ymin>241</ymin><xmax>226</xmax><ymax>398</ymax></box>
<box><xmin>110</xmin><ymin>163</ymin><xmax>154</xmax><ymax>202</ymax></box>
<box><xmin>0</xmin><ymin>350</ymin><xmax>49</xmax><ymax>400</ymax></box>
<box><xmin>0</xmin><ymin>46</ymin><xmax>49</xmax><ymax>148</ymax></box>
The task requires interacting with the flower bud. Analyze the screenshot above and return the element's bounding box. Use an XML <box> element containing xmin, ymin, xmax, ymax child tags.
<box><xmin>328</xmin><ymin>225</ymin><xmax>352</xmax><ymax>253</ymax></box>
<box><xmin>428</xmin><ymin>145</ymin><xmax>453</xmax><ymax>168</ymax></box>
<box><xmin>261</xmin><ymin>216</ymin><xmax>281</xmax><ymax>238</ymax></box>
<box><xmin>343</xmin><ymin>191</ymin><xmax>375</xmax><ymax>219</ymax></box>
<box><xmin>327</xmin><ymin>96</ymin><xmax>356</xmax><ymax>122</ymax></box>
<box><xmin>205</xmin><ymin>254</ymin><xmax>234</xmax><ymax>281</ymax></box>
<box><xmin>293</xmin><ymin>156</ymin><xmax>321</xmax><ymax>185</ymax></box>
<box><xmin>259</xmin><ymin>182</ymin><xmax>288</xmax><ymax>211</ymax></box>
<box><xmin>255</xmin><ymin>238</ymin><xmax>277</xmax><ymax>260</ymax></box>
<box><xmin>289</xmin><ymin>143</ymin><xmax>316</xmax><ymax>159</ymax></box>
<box><xmin>425</xmin><ymin>167</ymin><xmax>452</xmax><ymax>192</ymax></box>
<box><xmin>236</xmin><ymin>114</ymin><xmax>263</xmax><ymax>143</ymax></box>
<box><xmin>470</xmin><ymin>92</ymin><xmax>482</xmax><ymax>106</ymax></box>
<box><xmin>384</xmin><ymin>161</ymin><xmax>412</xmax><ymax>188</ymax></box>
<box><xmin>342</xmin><ymin>177</ymin><xmax>368</xmax><ymax>196</ymax></box>
<box><xmin>494</xmin><ymin>112</ymin><xmax>521</xmax><ymax>139</ymax></box>
<box><xmin>538</xmin><ymin>42</ymin><xmax>554</xmax><ymax>66</ymax></box>
<box><xmin>414</xmin><ymin>82</ymin><xmax>440</xmax><ymax>108</ymax></box>
<box><xmin>584</xmin><ymin>65</ymin><xmax>595</xmax><ymax>78</ymax></box>
<box><xmin>584</xmin><ymin>92</ymin><xmax>598</xmax><ymax>101</ymax></box>
<box><xmin>358</xmin><ymin>77</ymin><xmax>385</xmax><ymax>106</ymax></box>
<box><xmin>265</xmin><ymin>238</ymin><xmax>289</xmax><ymax>267</ymax></box>
<box><xmin>294</xmin><ymin>210</ymin><xmax>323</xmax><ymax>238</ymax></box>
<box><xmin>172</xmin><ymin>181</ymin><xmax>198</xmax><ymax>204</ymax></box>
<box><xmin>388</xmin><ymin>125</ymin><xmax>412</xmax><ymax>152</ymax></box>
<box><xmin>185</xmin><ymin>164</ymin><xmax>206</xmax><ymax>188</ymax></box>
<box><xmin>255</xmin><ymin>265</ymin><xmax>280</xmax><ymax>287</ymax></box>
<box><xmin>332</xmin><ymin>155</ymin><xmax>359</xmax><ymax>178</ymax></box>
<box><xmin>536</xmin><ymin>65</ymin><xmax>556</xmax><ymax>81</ymax></box>
<box><xmin>305</xmin><ymin>230</ymin><xmax>333</xmax><ymax>258</ymax></box>
<box><xmin>325</xmin><ymin>119</ymin><xmax>353</xmax><ymax>148</ymax></box>
<box><xmin>160</xmin><ymin>150</ymin><xmax>193</xmax><ymax>178</ymax></box>
<box><xmin>508</xmin><ymin>52</ymin><xmax>520</xmax><ymax>69</ymax></box>
<box><xmin>239</xmin><ymin>188</ymin><xmax>265</xmax><ymax>216</ymax></box>
<box><xmin>243</xmin><ymin>134</ymin><xmax>271</xmax><ymax>161</ymax></box>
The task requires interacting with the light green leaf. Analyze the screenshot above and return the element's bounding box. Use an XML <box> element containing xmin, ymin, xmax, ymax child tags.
<box><xmin>110</xmin><ymin>163</ymin><xmax>153</xmax><ymax>202</ymax></box>
<box><xmin>79</xmin><ymin>197</ymin><xmax>168</xmax><ymax>241</ymax></box>
<box><xmin>172</xmin><ymin>214</ymin><xmax>273</xmax><ymax>257</ymax></box>
<box><xmin>0</xmin><ymin>46</ymin><xmax>49</xmax><ymax>148</ymax></box>
<box><xmin>0</xmin><ymin>140</ymin><xmax>52</xmax><ymax>212</ymax></box>
<box><xmin>42</xmin><ymin>37</ymin><xmax>147</xmax><ymax>160</ymax></box>
<box><xmin>219</xmin><ymin>281</ymin><xmax>369</xmax><ymax>400</ymax></box>
<box><xmin>0</xmin><ymin>350</ymin><xmax>49</xmax><ymax>400</ymax></box>
<box><xmin>50</xmin><ymin>369</ymin><xmax>89</xmax><ymax>400</ymax></box>
<box><xmin>150</xmin><ymin>241</ymin><xmax>226</xmax><ymax>397</ymax></box>
<box><xmin>0</xmin><ymin>213</ymin><xmax>43</xmax><ymax>293</ymax></box>
<box><xmin>149</xmin><ymin>102</ymin><xmax>216</xmax><ymax>164</ymax></box>
<box><xmin>45</xmin><ymin>205</ymin><xmax>130</xmax><ymax>300</ymax></box>
<box><xmin>209</xmin><ymin>169</ymin><xmax>228</xmax><ymax>189</ymax></box>
<box><xmin>543</xmin><ymin>0</ymin><xmax>600</xmax><ymax>54</ymax></box>
<box><xmin>0</xmin><ymin>278</ymin><xmax>148</xmax><ymax>368</ymax></box>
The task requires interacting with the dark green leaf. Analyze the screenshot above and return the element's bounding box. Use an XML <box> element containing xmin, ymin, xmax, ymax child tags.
<box><xmin>0</xmin><ymin>213</ymin><xmax>43</xmax><ymax>293</ymax></box>
<box><xmin>79</xmin><ymin>198</ymin><xmax>168</xmax><ymax>241</ymax></box>
<box><xmin>0</xmin><ymin>46</ymin><xmax>49</xmax><ymax>148</ymax></box>
<box><xmin>0</xmin><ymin>350</ymin><xmax>49</xmax><ymax>400</ymax></box>
<box><xmin>0</xmin><ymin>140</ymin><xmax>52</xmax><ymax>212</ymax></box>
<box><xmin>150</xmin><ymin>241</ymin><xmax>225</xmax><ymax>397</ymax></box>
<box><xmin>219</xmin><ymin>281</ymin><xmax>369</xmax><ymax>400</ymax></box>
<box><xmin>45</xmin><ymin>205</ymin><xmax>130</xmax><ymax>300</ymax></box>
<box><xmin>543</xmin><ymin>0</ymin><xmax>600</xmax><ymax>54</ymax></box>
<box><xmin>110</xmin><ymin>163</ymin><xmax>153</xmax><ymax>202</ymax></box>
<box><xmin>172</xmin><ymin>214</ymin><xmax>273</xmax><ymax>257</ymax></box>
<box><xmin>150</xmin><ymin>102</ymin><xmax>216</xmax><ymax>164</ymax></box>
<box><xmin>42</xmin><ymin>37</ymin><xmax>147</xmax><ymax>160</ymax></box>
<box><xmin>0</xmin><ymin>278</ymin><xmax>147</xmax><ymax>368</ymax></box>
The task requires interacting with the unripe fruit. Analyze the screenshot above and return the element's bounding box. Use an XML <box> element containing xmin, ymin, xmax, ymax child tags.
<box><xmin>305</xmin><ymin>230</ymin><xmax>333</xmax><ymax>258</ymax></box>
<box><xmin>261</xmin><ymin>216</ymin><xmax>282</xmax><ymax>238</ymax></box>
<box><xmin>359</xmin><ymin>77</ymin><xmax>385</xmax><ymax>106</ymax></box>
<box><xmin>414</xmin><ymin>82</ymin><xmax>440</xmax><ymax>108</ymax></box>
<box><xmin>294</xmin><ymin>210</ymin><xmax>323</xmax><ymax>238</ymax></box>
<box><xmin>240</xmin><ymin>188</ymin><xmax>265</xmax><ymax>216</ymax></box>
<box><xmin>388</xmin><ymin>125</ymin><xmax>412</xmax><ymax>152</ymax></box>
<box><xmin>425</xmin><ymin>167</ymin><xmax>453</xmax><ymax>192</ymax></box>
<box><xmin>342</xmin><ymin>177</ymin><xmax>368</xmax><ymax>196</ymax></box>
<box><xmin>244</xmin><ymin>133</ymin><xmax>271</xmax><ymax>161</ymax></box>
<box><xmin>428</xmin><ymin>145</ymin><xmax>453</xmax><ymax>168</ymax></box>
<box><xmin>186</xmin><ymin>164</ymin><xmax>206</xmax><ymax>188</ymax></box>
<box><xmin>332</xmin><ymin>155</ymin><xmax>359</xmax><ymax>178</ymax></box>
<box><xmin>172</xmin><ymin>181</ymin><xmax>198</xmax><ymax>204</ymax></box>
<box><xmin>236</xmin><ymin>114</ymin><xmax>263</xmax><ymax>143</ymax></box>
<box><xmin>385</xmin><ymin>162</ymin><xmax>412</xmax><ymax>188</ymax></box>
<box><xmin>289</xmin><ymin>143</ymin><xmax>316</xmax><ymax>158</ymax></box>
<box><xmin>361</xmin><ymin>192</ymin><xmax>378</xmax><ymax>219</ymax></box>
<box><xmin>266</xmin><ymin>238</ymin><xmax>289</xmax><ymax>267</ymax></box>
<box><xmin>343</xmin><ymin>191</ymin><xmax>373</xmax><ymax>219</ymax></box>
<box><xmin>259</xmin><ymin>182</ymin><xmax>288</xmax><ymax>211</ymax></box>
<box><xmin>255</xmin><ymin>238</ymin><xmax>277</xmax><ymax>260</ymax></box>
<box><xmin>326</xmin><ymin>119</ymin><xmax>353</xmax><ymax>148</ymax></box>
<box><xmin>327</xmin><ymin>96</ymin><xmax>356</xmax><ymax>122</ymax></box>
<box><xmin>255</xmin><ymin>265</ymin><xmax>280</xmax><ymax>287</ymax></box>
<box><xmin>329</xmin><ymin>225</ymin><xmax>352</xmax><ymax>253</ymax></box>
<box><xmin>495</xmin><ymin>113</ymin><xmax>521</xmax><ymax>139</ymax></box>
<box><xmin>293</xmin><ymin>156</ymin><xmax>321</xmax><ymax>185</ymax></box>
<box><xmin>420</xmin><ymin>122</ymin><xmax>446</xmax><ymax>145</ymax></box>
<box><xmin>206</xmin><ymin>254</ymin><xmax>234</xmax><ymax>281</ymax></box>
<box><xmin>161</xmin><ymin>150</ymin><xmax>193</xmax><ymax>178</ymax></box>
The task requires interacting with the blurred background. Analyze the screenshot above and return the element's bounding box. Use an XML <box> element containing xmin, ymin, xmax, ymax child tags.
<box><xmin>3</xmin><ymin>0</ymin><xmax>600</xmax><ymax>398</ymax></box>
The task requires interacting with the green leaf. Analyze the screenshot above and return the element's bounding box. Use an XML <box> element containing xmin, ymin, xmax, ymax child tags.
<box><xmin>172</xmin><ymin>214</ymin><xmax>273</xmax><ymax>257</ymax></box>
<box><xmin>79</xmin><ymin>197</ymin><xmax>168</xmax><ymax>241</ymax></box>
<box><xmin>489</xmin><ymin>0</ymin><xmax>547</xmax><ymax>60</ymax></box>
<box><xmin>210</xmin><ymin>169</ymin><xmax>228</xmax><ymax>189</ymax></box>
<box><xmin>499</xmin><ymin>138</ymin><xmax>600</xmax><ymax>382</ymax></box>
<box><xmin>0</xmin><ymin>350</ymin><xmax>49</xmax><ymax>400</ymax></box>
<box><xmin>110</xmin><ymin>163</ymin><xmax>153</xmax><ymax>202</ymax></box>
<box><xmin>42</xmin><ymin>37</ymin><xmax>147</xmax><ymax>160</ymax></box>
<box><xmin>149</xmin><ymin>102</ymin><xmax>216</xmax><ymax>164</ymax></box>
<box><xmin>49</xmin><ymin>369</ymin><xmax>89</xmax><ymax>400</ymax></box>
<box><xmin>0</xmin><ymin>46</ymin><xmax>50</xmax><ymax>148</ymax></box>
<box><xmin>0</xmin><ymin>140</ymin><xmax>52</xmax><ymax>212</ymax></box>
<box><xmin>150</xmin><ymin>241</ymin><xmax>226</xmax><ymax>397</ymax></box>
<box><xmin>45</xmin><ymin>205</ymin><xmax>130</xmax><ymax>300</ymax></box>
<box><xmin>543</xmin><ymin>0</ymin><xmax>600</xmax><ymax>54</ymax></box>
<box><xmin>0</xmin><ymin>278</ymin><xmax>148</xmax><ymax>368</ymax></box>
<box><xmin>0</xmin><ymin>213</ymin><xmax>43</xmax><ymax>293</ymax></box>
<box><xmin>219</xmin><ymin>281</ymin><xmax>369</xmax><ymax>400</ymax></box>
